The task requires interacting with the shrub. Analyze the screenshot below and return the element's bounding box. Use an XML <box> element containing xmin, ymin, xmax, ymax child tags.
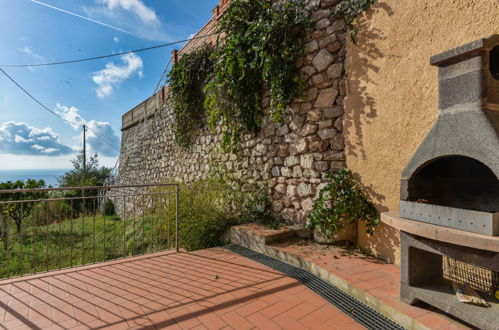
<box><xmin>30</xmin><ymin>199</ymin><xmax>73</xmax><ymax>226</ymax></box>
<box><xmin>237</xmin><ymin>187</ymin><xmax>282</xmax><ymax>229</ymax></box>
<box><xmin>307</xmin><ymin>169</ymin><xmax>379</xmax><ymax>238</ymax></box>
<box><xmin>104</xmin><ymin>199</ymin><xmax>116</xmax><ymax>216</ymax></box>
<box><xmin>163</xmin><ymin>178</ymin><xmax>234</xmax><ymax>252</ymax></box>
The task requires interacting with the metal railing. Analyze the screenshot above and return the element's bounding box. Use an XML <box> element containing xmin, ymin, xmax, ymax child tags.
<box><xmin>0</xmin><ymin>184</ymin><xmax>178</xmax><ymax>280</ymax></box>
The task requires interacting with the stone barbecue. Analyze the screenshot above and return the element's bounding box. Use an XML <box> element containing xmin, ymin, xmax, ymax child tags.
<box><xmin>396</xmin><ymin>36</ymin><xmax>499</xmax><ymax>329</ymax></box>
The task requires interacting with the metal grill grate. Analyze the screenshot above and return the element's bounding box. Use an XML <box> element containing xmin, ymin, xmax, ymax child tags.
<box><xmin>225</xmin><ymin>244</ymin><xmax>405</xmax><ymax>330</ymax></box>
<box><xmin>443</xmin><ymin>256</ymin><xmax>499</xmax><ymax>296</ymax></box>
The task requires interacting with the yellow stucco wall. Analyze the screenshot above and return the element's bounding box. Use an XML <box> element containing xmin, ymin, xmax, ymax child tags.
<box><xmin>345</xmin><ymin>0</ymin><xmax>499</xmax><ymax>264</ymax></box>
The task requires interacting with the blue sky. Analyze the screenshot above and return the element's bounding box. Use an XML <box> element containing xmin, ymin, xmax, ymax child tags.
<box><xmin>0</xmin><ymin>0</ymin><xmax>218</xmax><ymax>170</ymax></box>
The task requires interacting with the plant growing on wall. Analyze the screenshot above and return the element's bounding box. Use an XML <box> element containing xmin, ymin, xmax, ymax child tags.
<box><xmin>167</xmin><ymin>45</ymin><xmax>214</xmax><ymax>147</ymax></box>
<box><xmin>307</xmin><ymin>169</ymin><xmax>379</xmax><ymax>238</ymax></box>
<box><xmin>204</xmin><ymin>0</ymin><xmax>312</xmax><ymax>148</ymax></box>
<box><xmin>332</xmin><ymin>0</ymin><xmax>378</xmax><ymax>42</ymax></box>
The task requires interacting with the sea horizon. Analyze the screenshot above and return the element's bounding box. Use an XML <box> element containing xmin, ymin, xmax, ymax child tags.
<box><xmin>0</xmin><ymin>169</ymin><xmax>70</xmax><ymax>187</ymax></box>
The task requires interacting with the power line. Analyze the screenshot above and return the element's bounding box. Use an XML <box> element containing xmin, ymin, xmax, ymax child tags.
<box><xmin>0</xmin><ymin>67</ymin><xmax>80</xmax><ymax>127</ymax></box>
<box><xmin>86</xmin><ymin>127</ymin><xmax>120</xmax><ymax>152</ymax></box>
<box><xmin>0</xmin><ymin>33</ymin><xmax>218</xmax><ymax>68</ymax></box>
<box><xmin>0</xmin><ymin>67</ymin><xmax>120</xmax><ymax>154</ymax></box>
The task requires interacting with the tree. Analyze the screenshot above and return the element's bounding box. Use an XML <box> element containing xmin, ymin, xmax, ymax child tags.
<box><xmin>58</xmin><ymin>153</ymin><xmax>112</xmax><ymax>188</ymax></box>
<box><xmin>58</xmin><ymin>153</ymin><xmax>112</xmax><ymax>215</ymax></box>
<box><xmin>0</xmin><ymin>179</ymin><xmax>47</xmax><ymax>234</ymax></box>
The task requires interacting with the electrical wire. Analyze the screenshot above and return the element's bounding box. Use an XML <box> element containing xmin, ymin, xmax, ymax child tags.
<box><xmin>86</xmin><ymin>127</ymin><xmax>120</xmax><ymax>152</ymax></box>
<box><xmin>0</xmin><ymin>33</ymin><xmax>218</xmax><ymax>68</ymax></box>
<box><xmin>0</xmin><ymin>67</ymin><xmax>121</xmax><ymax>154</ymax></box>
<box><xmin>0</xmin><ymin>67</ymin><xmax>80</xmax><ymax>127</ymax></box>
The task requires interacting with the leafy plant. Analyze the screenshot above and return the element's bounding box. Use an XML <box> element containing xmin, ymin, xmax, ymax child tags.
<box><xmin>58</xmin><ymin>153</ymin><xmax>111</xmax><ymax>215</ymax></box>
<box><xmin>307</xmin><ymin>169</ymin><xmax>379</xmax><ymax>238</ymax></box>
<box><xmin>164</xmin><ymin>178</ymin><xmax>234</xmax><ymax>251</ymax></box>
<box><xmin>332</xmin><ymin>0</ymin><xmax>378</xmax><ymax>43</ymax></box>
<box><xmin>205</xmin><ymin>0</ymin><xmax>312</xmax><ymax>148</ymax></box>
<box><xmin>104</xmin><ymin>199</ymin><xmax>116</xmax><ymax>216</ymax></box>
<box><xmin>237</xmin><ymin>188</ymin><xmax>282</xmax><ymax>229</ymax></box>
<box><xmin>0</xmin><ymin>179</ymin><xmax>47</xmax><ymax>233</ymax></box>
<box><xmin>167</xmin><ymin>45</ymin><xmax>215</xmax><ymax>147</ymax></box>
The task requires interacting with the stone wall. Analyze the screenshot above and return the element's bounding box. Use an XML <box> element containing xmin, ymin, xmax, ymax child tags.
<box><xmin>117</xmin><ymin>0</ymin><xmax>348</xmax><ymax>227</ymax></box>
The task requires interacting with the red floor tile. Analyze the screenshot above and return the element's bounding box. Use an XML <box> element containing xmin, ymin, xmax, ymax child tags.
<box><xmin>0</xmin><ymin>248</ymin><xmax>362</xmax><ymax>330</ymax></box>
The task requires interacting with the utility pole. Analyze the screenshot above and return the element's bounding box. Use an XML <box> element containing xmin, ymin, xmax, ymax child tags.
<box><xmin>83</xmin><ymin>125</ymin><xmax>86</xmax><ymax>173</ymax></box>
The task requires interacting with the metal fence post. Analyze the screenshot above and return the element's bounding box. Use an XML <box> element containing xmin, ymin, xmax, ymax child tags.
<box><xmin>175</xmin><ymin>184</ymin><xmax>179</xmax><ymax>252</ymax></box>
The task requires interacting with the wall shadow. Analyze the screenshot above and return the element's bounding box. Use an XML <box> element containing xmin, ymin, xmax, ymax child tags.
<box><xmin>343</xmin><ymin>1</ymin><xmax>396</xmax><ymax>160</ymax></box>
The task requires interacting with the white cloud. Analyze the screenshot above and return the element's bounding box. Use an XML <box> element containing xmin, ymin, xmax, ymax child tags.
<box><xmin>97</xmin><ymin>0</ymin><xmax>159</xmax><ymax>25</ymax></box>
<box><xmin>84</xmin><ymin>0</ymin><xmax>172</xmax><ymax>41</ymax></box>
<box><xmin>55</xmin><ymin>104</ymin><xmax>120</xmax><ymax>157</ymax></box>
<box><xmin>0</xmin><ymin>122</ymin><xmax>72</xmax><ymax>156</ymax></box>
<box><xmin>92</xmin><ymin>53</ymin><xmax>143</xmax><ymax>98</ymax></box>
<box><xmin>19</xmin><ymin>46</ymin><xmax>46</xmax><ymax>71</ymax></box>
<box><xmin>19</xmin><ymin>47</ymin><xmax>45</xmax><ymax>62</ymax></box>
<box><xmin>113</xmin><ymin>36</ymin><xmax>120</xmax><ymax>42</ymax></box>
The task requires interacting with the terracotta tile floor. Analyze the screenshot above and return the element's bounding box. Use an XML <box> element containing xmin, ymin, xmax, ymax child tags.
<box><xmin>268</xmin><ymin>241</ymin><xmax>472</xmax><ymax>330</ymax></box>
<box><xmin>0</xmin><ymin>248</ymin><xmax>364</xmax><ymax>329</ymax></box>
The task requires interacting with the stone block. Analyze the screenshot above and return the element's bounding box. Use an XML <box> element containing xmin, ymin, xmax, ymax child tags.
<box><xmin>327</xmin><ymin>41</ymin><xmax>342</xmax><ymax>53</ymax></box>
<box><xmin>315</xmin><ymin>18</ymin><xmax>330</xmax><ymax>30</ymax></box>
<box><xmin>275</xmin><ymin>183</ymin><xmax>286</xmax><ymax>194</ymax></box>
<box><xmin>327</xmin><ymin>63</ymin><xmax>343</xmax><ymax>79</ymax></box>
<box><xmin>287</xmin><ymin>184</ymin><xmax>298</xmax><ymax>198</ymax></box>
<box><xmin>293</xmin><ymin>165</ymin><xmax>303</xmax><ymax>178</ymax></box>
<box><xmin>314</xmin><ymin>88</ymin><xmax>339</xmax><ymax>108</ymax></box>
<box><xmin>304</xmin><ymin>169</ymin><xmax>321</xmax><ymax>178</ymax></box>
<box><xmin>328</xmin><ymin>19</ymin><xmax>346</xmax><ymax>33</ymax></box>
<box><xmin>318</xmin><ymin>120</ymin><xmax>333</xmax><ymax>129</ymax></box>
<box><xmin>297</xmin><ymin>182</ymin><xmax>313</xmax><ymax>197</ymax></box>
<box><xmin>318</xmin><ymin>128</ymin><xmax>337</xmax><ymax>140</ymax></box>
<box><xmin>271</xmin><ymin>166</ymin><xmax>280</xmax><ymax>177</ymax></box>
<box><xmin>289</xmin><ymin>139</ymin><xmax>308</xmax><ymax>155</ymax></box>
<box><xmin>281</xmin><ymin>167</ymin><xmax>293</xmax><ymax>177</ymax></box>
<box><xmin>318</xmin><ymin>35</ymin><xmax>337</xmax><ymax>49</ymax></box>
<box><xmin>311</xmin><ymin>9</ymin><xmax>329</xmax><ymax>22</ymax></box>
<box><xmin>315</xmin><ymin>161</ymin><xmax>330</xmax><ymax>172</ymax></box>
<box><xmin>306</xmin><ymin>87</ymin><xmax>318</xmax><ymax>101</ymax></box>
<box><xmin>306</xmin><ymin>109</ymin><xmax>322</xmax><ymax>121</ymax></box>
<box><xmin>284</xmin><ymin>132</ymin><xmax>298</xmax><ymax>143</ymax></box>
<box><xmin>331</xmin><ymin>135</ymin><xmax>345</xmax><ymax>150</ymax></box>
<box><xmin>301</xmin><ymin>198</ymin><xmax>315</xmax><ymax>212</ymax></box>
<box><xmin>276</xmin><ymin>124</ymin><xmax>290</xmax><ymax>136</ymax></box>
<box><xmin>299</xmin><ymin>124</ymin><xmax>319</xmax><ymax>137</ymax></box>
<box><xmin>284</xmin><ymin>155</ymin><xmax>300</xmax><ymax>167</ymax></box>
<box><xmin>330</xmin><ymin>161</ymin><xmax>345</xmax><ymax>170</ymax></box>
<box><xmin>301</xmin><ymin>65</ymin><xmax>317</xmax><ymax>78</ymax></box>
<box><xmin>305</xmin><ymin>40</ymin><xmax>319</xmax><ymax>54</ymax></box>
<box><xmin>334</xmin><ymin>117</ymin><xmax>343</xmax><ymax>131</ymax></box>
<box><xmin>311</xmin><ymin>73</ymin><xmax>326</xmax><ymax>86</ymax></box>
<box><xmin>309</xmin><ymin>140</ymin><xmax>329</xmax><ymax>152</ymax></box>
<box><xmin>300</xmin><ymin>154</ymin><xmax>314</xmax><ymax>169</ymax></box>
<box><xmin>312</xmin><ymin>49</ymin><xmax>335</xmax><ymax>72</ymax></box>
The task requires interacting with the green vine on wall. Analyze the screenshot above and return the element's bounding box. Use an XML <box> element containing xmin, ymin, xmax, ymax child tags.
<box><xmin>332</xmin><ymin>0</ymin><xmax>378</xmax><ymax>43</ymax></box>
<box><xmin>307</xmin><ymin>169</ymin><xmax>380</xmax><ymax>237</ymax></box>
<box><xmin>204</xmin><ymin>0</ymin><xmax>312</xmax><ymax>149</ymax></box>
<box><xmin>167</xmin><ymin>45</ymin><xmax>214</xmax><ymax>147</ymax></box>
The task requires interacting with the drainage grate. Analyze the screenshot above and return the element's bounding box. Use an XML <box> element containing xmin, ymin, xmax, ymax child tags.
<box><xmin>225</xmin><ymin>244</ymin><xmax>405</xmax><ymax>330</ymax></box>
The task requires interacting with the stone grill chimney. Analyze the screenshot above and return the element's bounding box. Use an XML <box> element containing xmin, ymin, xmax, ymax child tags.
<box><xmin>400</xmin><ymin>35</ymin><xmax>499</xmax><ymax>236</ymax></box>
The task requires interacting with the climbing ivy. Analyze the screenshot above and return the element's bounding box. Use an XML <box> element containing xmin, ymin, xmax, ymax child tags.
<box><xmin>332</xmin><ymin>0</ymin><xmax>378</xmax><ymax>43</ymax></box>
<box><xmin>167</xmin><ymin>45</ymin><xmax>214</xmax><ymax>147</ymax></box>
<box><xmin>204</xmin><ymin>0</ymin><xmax>312</xmax><ymax>149</ymax></box>
<box><xmin>307</xmin><ymin>169</ymin><xmax>380</xmax><ymax>238</ymax></box>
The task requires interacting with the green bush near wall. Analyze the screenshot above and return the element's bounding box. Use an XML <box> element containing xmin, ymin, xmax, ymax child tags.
<box><xmin>159</xmin><ymin>178</ymin><xmax>282</xmax><ymax>252</ymax></box>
